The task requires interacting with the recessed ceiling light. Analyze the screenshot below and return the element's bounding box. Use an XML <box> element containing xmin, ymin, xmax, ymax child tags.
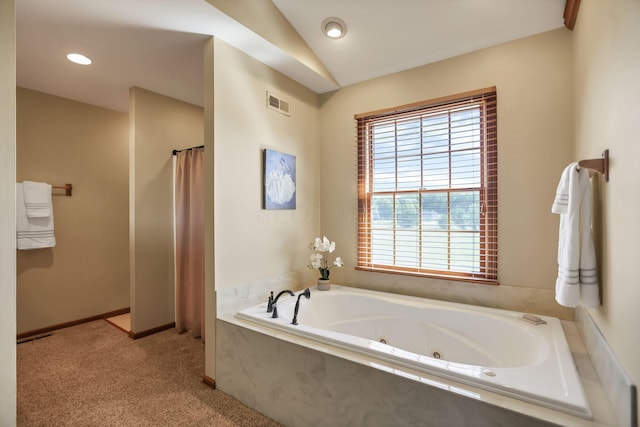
<box><xmin>66</xmin><ymin>53</ymin><xmax>92</xmax><ymax>65</ymax></box>
<box><xmin>322</xmin><ymin>17</ymin><xmax>347</xmax><ymax>39</ymax></box>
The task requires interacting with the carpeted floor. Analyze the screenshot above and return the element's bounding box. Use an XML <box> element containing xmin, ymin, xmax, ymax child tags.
<box><xmin>17</xmin><ymin>320</ymin><xmax>283</xmax><ymax>426</ymax></box>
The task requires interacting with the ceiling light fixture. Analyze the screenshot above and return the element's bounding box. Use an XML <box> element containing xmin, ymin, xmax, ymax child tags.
<box><xmin>321</xmin><ymin>17</ymin><xmax>347</xmax><ymax>39</ymax></box>
<box><xmin>66</xmin><ymin>53</ymin><xmax>92</xmax><ymax>65</ymax></box>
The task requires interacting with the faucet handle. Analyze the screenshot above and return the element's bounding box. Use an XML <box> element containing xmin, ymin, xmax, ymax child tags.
<box><xmin>266</xmin><ymin>291</ymin><xmax>274</xmax><ymax>313</ymax></box>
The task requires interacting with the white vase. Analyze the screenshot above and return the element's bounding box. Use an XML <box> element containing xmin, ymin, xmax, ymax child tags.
<box><xmin>317</xmin><ymin>278</ymin><xmax>331</xmax><ymax>291</ymax></box>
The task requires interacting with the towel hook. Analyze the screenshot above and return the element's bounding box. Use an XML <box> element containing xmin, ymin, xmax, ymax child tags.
<box><xmin>578</xmin><ymin>149</ymin><xmax>609</xmax><ymax>182</ymax></box>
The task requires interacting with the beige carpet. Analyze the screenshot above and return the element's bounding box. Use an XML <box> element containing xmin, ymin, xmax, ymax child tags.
<box><xmin>17</xmin><ymin>320</ymin><xmax>282</xmax><ymax>427</ymax></box>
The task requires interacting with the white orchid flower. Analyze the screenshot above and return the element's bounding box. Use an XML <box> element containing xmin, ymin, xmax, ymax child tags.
<box><xmin>317</xmin><ymin>236</ymin><xmax>327</xmax><ymax>252</ymax></box>
<box><xmin>321</xmin><ymin>236</ymin><xmax>330</xmax><ymax>251</ymax></box>
<box><xmin>308</xmin><ymin>236</ymin><xmax>343</xmax><ymax>276</ymax></box>
<box><xmin>309</xmin><ymin>253</ymin><xmax>323</xmax><ymax>269</ymax></box>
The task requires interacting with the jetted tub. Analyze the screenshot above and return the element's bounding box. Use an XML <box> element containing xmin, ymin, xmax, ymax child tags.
<box><xmin>236</xmin><ymin>285</ymin><xmax>591</xmax><ymax>419</ymax></box>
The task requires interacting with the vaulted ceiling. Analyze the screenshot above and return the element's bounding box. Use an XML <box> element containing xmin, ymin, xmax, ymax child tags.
<box><xmin>16</xmin><ymin>0</ymin><xmax>570</xmax><ymax>113</ymax></box>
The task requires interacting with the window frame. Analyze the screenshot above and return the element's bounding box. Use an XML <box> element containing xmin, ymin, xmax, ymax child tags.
<box><xmin>356</xmin><ymin>87</ymin><xmax>498</xmax><ymax>285</ymax></box>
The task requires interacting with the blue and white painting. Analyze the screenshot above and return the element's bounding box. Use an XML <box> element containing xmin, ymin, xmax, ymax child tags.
<box><xmin>264</xmin><ymin>149</ymin><xmax>296</xmax><ymax>209</ymax></box>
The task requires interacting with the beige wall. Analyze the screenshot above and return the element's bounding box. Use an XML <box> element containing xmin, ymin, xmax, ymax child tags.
<box><xmin>203</xmin><ymin>37</ymin><xmax>216</xmax><ymax>379</ymax></box>
<box><xmin>573</xmin><ymin>0</ymin><xmax>640</xmax><ymax>411</ymax></box>
<box><xmin>16</xmin><ymin>88</ymin><xmax>129</xmax><ymax>334</ymax></box>
<box><xmin>129</xmin><ymin>87</ymin><xmax>203</xmax><ymax>333</ymax></box>
<box><xmin>320</xmin><ymin>29</ymin><xmax>574</xmax><ymax>311</ymax></box>
<box><xmin>0</xmin><ymin>0</ymin><xmax>16</xmax><ymax>423</ymax></box>
<box><xmin>212</xmin><ymin>38</ymin><xmax>321</xmax><ymax>291</ymax></box>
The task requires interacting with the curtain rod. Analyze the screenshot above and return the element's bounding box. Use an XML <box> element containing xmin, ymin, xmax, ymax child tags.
<box><xmin>172</xmin><ymin>145</ymin><xmax>204</xmax><ymax>155</ymax></box>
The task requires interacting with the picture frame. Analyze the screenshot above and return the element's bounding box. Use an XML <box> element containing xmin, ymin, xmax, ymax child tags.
<box><xmin>263</xmin><ymin>149</ymin><xmax>296</xmax><ymax>210</ymax></box>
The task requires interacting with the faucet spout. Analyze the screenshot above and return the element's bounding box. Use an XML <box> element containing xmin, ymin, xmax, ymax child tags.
<box><xmin>271</xmin><ymin>289</ymin><xmax>295</xmax><ymax>318</ymax></box>
<box><xmin>273</xmin><ymin>289</ymin><xmax>295</xmax><ymax>304</ymax></box>
<box><xmin>291</xmin><ymin>288</ymin><xmax>311</xmax><ymax>325</ymax></box>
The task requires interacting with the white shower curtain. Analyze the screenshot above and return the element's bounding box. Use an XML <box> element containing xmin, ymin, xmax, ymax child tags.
<box><xmin>174</xmin><ymin>147</ymin><xmax>204</xmax><ymax>338</ymax></box>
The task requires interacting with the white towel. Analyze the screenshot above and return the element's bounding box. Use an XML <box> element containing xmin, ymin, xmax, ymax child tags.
<box><xmin>16</xmin><ymin>183</ymin><xmax>56</xmax><ymax>250</ymax></box>
<box><xmin>551</xmin><ymin>163</ymin><xmax>600</xmax><ymax>307</ymax></box>
<box><xmin>22</xmin><ymin>181</ymin><xmax>52</xmax><ymax>218</ymax></box>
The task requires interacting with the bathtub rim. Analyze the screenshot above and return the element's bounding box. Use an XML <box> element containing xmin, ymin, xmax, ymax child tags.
<box><xmin>235</xmin><ymin>285</ymin><xmax>591</xmax><ymax>419</ymax></box>
<box><xmin>220</xmin><ymin>284</ymin><xmax>620</xmax><ymax>425</ymax></box>
<box><xmin>220</xmin><ymin>312</ymin><xmax>612</xmax><ymax>427</ymax></box>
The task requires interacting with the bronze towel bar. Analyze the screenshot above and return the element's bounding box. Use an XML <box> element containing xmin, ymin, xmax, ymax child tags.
<box><xmin>51</xmin><ymin>183</ymin><xmax>73</xmax><ymax>196</ymax></box>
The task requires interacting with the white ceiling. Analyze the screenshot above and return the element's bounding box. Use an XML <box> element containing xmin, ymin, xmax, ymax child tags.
<box><xmin>16</xmin><ymin>0</ymin><xmax>566</xmax><ymax>113</ymax></box>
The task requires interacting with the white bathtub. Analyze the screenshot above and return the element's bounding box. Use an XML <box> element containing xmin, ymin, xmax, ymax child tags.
<box><xmin>236</xmin><ymin>285</ymin><xmax>591</xmax><ymax>419</ymax></box>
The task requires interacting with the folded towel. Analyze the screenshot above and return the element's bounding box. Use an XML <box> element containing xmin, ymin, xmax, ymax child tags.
<box><xmin>16</xmin><ymin>183</ymin><xmax>56</xmax><ymax>250</ymax></box>
<box><xmin>552</xmin><ymin>163</ymin><xmax>600</xmax><ymax>307</ymax></box>
<box><xmin>22</xmin><ymin>181</ymin><xmax>52</xmax><ymax>218</ymax></box>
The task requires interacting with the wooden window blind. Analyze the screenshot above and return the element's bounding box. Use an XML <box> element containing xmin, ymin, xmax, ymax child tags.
<box><xmin>356</xmin><ymin>87</ymin><xmax>498</xmax><ymax>284</ymax></box>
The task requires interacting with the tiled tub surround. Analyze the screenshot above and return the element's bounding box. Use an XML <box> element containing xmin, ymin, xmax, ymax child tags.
<box><xmin>575</xmin><ymin>307</ymin><xmax>638</xmax><ymax>427</ymax></box>
<box><xmin>237</xmin><ymin>286</ymin><xmax>590</xmax><ymax>418</ymax></box>
<box><xmin>215</xmin><ymin>271</ymin><xmax>575</xmax><ymax>320</ymax></box>
<box><xmin>216</xmin><ymin>272</ymin><xmax>303</xmax><ymax>317</ymax></box>
<box><xmin>216</xmin><ymin>287</ymin><xmax>619</xmax><ymax>426</ymax></box>
<box><xmin>338</xmin><ymin>269</ymin><xmax>576</xmax><ymax>321</ymax></box>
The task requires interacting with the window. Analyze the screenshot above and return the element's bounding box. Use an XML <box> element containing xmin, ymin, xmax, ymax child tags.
<box><xmin>356</xmin><ymin>88</ymin><xmax>498</xmax><ymax>284</ymax></box>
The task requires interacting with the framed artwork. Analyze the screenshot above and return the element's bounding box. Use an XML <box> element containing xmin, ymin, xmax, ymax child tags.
<box><xmin>263</xmin><ymin>149</ymin><xmax>296</xmax><ymax>209</ymax></box>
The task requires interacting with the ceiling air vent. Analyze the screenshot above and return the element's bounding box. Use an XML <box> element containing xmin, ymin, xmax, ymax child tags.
<box><xmin>267</xmin><ymin>91</ymin><xmax>290</xmax><ymax>116</ymax></box>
